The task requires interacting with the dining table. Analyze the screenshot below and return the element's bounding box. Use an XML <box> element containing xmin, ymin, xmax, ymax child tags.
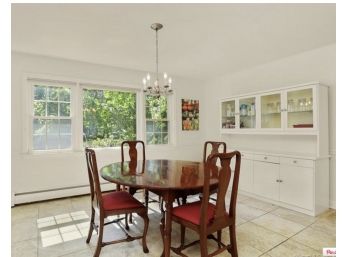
<box><xmin>100</xmin><ymin>159</ymin><xmax>219</xmax><ymax>257</ymax></box>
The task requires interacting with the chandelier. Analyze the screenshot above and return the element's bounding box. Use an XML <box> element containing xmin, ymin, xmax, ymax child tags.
<box><xmin>142</xmin><ymin>23</ymin><xmax>173</xmax><ymax>96</ymax></box>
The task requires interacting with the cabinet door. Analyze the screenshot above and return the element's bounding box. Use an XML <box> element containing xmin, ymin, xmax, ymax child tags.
<box><xmin>279</xmin><ymin>164</ymin><xmax>314</xmax><ymax>210</ymax></box>
<box><xmin>253</xmin><ymin>161</ymin><xmax>279</xmax><ymax>201</ymax></box>
<box><xmin>285</xmin><ymin>87</ymin><xmax>315</xmax><ymax>129</ymax></box>
<box><xmin>239</xmin><ymin>97</ymin><xmax>256</xmax><ymax>129</ymax></box>
<box><xmin>260</xmin><ymin>92</ymin><xmax>281</xmax><ymax>129</ymax></box>
<box><xmin>221</xmin><ymin>99</ymin><xmax>237</xmax><ymax>130</ymax></box>
<box><xmin>239</xmin><ymin>158</ymin><xmax>253</xmax><ymax>193</ymax></box>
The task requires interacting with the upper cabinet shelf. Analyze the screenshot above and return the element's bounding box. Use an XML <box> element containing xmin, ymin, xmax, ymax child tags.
<box><xmin>220</xmin><ymin>83</ymin><xmax>328</xmax><ymax>135</ymax></box>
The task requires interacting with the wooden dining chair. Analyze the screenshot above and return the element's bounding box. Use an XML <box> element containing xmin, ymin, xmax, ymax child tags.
<box><xmin>203</xmin><ymin>141</ymin><xmax>227</xmax><ymax>202</ymax></box>
<box><xmin>170</xmin><ymin>151</ymin><xmax>241</xmax><ymax>257</ymax></box>
<box><xmin>85</xmin><ymin>148</ymin><xmax>149</xmax><ymax>257</ymax></box>
<box><xmin>121</xmin><ymin>140</ymin><xmax>151</xmax><ymax>222</ymax></box>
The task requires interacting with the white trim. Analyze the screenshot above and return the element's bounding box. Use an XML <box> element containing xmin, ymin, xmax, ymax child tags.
<box><xmin>329</xmin><ymin>200</ymin><xmax>336</xmax><ymax>209</ymax></box>
<box><xmin>13</xmin><ymin>183</ymin><xmax>115</xmax><ymax>205</ymax></box>
<box><xmin>220</xmin><ymin>81</ymin><xmax>322</xmax><ymax>101</ymax></box>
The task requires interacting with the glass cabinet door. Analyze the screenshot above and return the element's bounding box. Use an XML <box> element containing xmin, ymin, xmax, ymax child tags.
<box><xmin>239</xmin><ymin>97</ymin><xmax>256</xmax><ymax>129</ymax></box>
<box><xmin>221</xmin><ymin>100</ymin><xmax>236</xmax><ymax>129</ymax></box>
<box><xmin>287</xmin><ymin>88</ymin><xmax>313</xmax><ymax>128</ymax></box>
<box><xmin>261</xmin><ymin>93</ymin><xmax>281</xmax><ymax>128</ymax></box>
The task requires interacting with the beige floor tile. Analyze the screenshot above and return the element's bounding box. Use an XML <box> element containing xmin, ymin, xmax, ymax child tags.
<box><xmin>267</xmin><ymin>239</ymin><xmax>321</xmax><ymax>257</ymax></box>
<box><xmin>270</xmin><ymin>207</ymin><xmax>317</xmax><ymax>226</ymax></box>
<box><xmin>237</xmin><ymin>193</ymin><xmax>251</xmax><ymax>202</ymax></box>
<box><xmin>11</xmin><ymin>238</ymin><xmax>38</xmax><ymax>257</ymax></box>
<box><xmin>236</xmin><ymin>222</ymin><xmax>287</xmax><ymax>252</ymax></box>
<box><xmin>236</xmin><ymin>203</ymin><xmax>267</xmax><ymax>221</ymax></box>
<box><xmin>38</xmin><ymin>198</ymin><xmax>73</xmax><ymax>218</ymax></box>
<box><xmin>292</xmin><ymin>227</ymin><xmax>336</xmax><ymax>251</ymax></box>
<box><xmin>11</xmin><ymin>204</ymin><xmax>39</xmax><ymax>222</ymax></box>
<box><xmin>59</xmin><ymin>248</ymin><xmax>93</xmax><ymax>257</ymax></box>
<box><xmin>38</xmin><ymin>236</ymin><xmax>89</xmax><ymax>257</ymax></box>
<box><xmin>240</xmin><ymin>198</ymin><xmax>278</xmax><ymax>212</ymax></box>
<box><xmin>12</xmin><ymin>218</ymin><xmax>38</xmax><ymax>243</ymax></box>
<box><xmin>252</xmin><ymin>213</ymin><xmax>305</xmax><ymax>237</ymax></box>
<box><xmin>310</xmin><ymin>210</ymin><xmax>336</xmax><ymax>236</ymax></box>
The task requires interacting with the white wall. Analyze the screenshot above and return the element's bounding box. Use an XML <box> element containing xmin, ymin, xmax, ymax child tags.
<box><xmin>11</xmin><ymin>52</ymin><xmax>206</xmax><ymax>203</ymax></box>
<box><xmin>203</xmin><ymin>44</ymin><xmax>336</xmax><ymax>208</ymax></box>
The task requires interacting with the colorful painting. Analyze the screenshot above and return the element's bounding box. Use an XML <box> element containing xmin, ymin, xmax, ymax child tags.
<box><xmin>182</xmin><ymin>99</ymin><xmax>199</xmax><ymax>131</ymax></box>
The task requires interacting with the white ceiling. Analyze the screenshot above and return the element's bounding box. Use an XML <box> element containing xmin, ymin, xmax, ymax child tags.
<box><xmin>12</xmin><ymin>3</ymin><xmax>335</xmax><ymax>80</ymax></box>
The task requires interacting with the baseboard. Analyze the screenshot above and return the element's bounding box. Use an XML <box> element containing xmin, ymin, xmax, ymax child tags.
<box><xmin>13</xmin><ymin>183</ymin><xmax>115</xmax><ymax>205</ymax></box>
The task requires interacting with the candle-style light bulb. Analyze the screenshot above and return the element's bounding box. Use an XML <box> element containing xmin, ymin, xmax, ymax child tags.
<box><xmin>146</xmin><ymin>73</ymin><xmax>150</xmax><ymax>80</ymax></box>
<box><xmin>168</xmin><ymin>77</ymin><xmax>172</xmax><ymax>84</ymax></box>
<box><xmin>142</xmin><ymin>78</ymin><xmax>147</xmax><ymax>85</ymax></box>
<box><xmin>163</xmin><ymin>72</ymin><xmax>168</xmax><ymax>79</ymax></box>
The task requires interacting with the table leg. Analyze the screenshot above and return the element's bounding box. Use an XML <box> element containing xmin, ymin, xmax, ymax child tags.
<box><xmin>160</xmin><ymin>191</ymin><xmax>174</xmax><ymax>257</ymax></box>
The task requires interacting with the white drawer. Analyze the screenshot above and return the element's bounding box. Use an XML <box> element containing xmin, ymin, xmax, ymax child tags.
<box><xmin>241</xmin><ymin>152</ymin><xmax>253</xmax><ymax>160</ymax></box>
<box><xmin>254</xmin><ymin>154</ymin><xmax>279</xmax><ymax>164</ymax></box>
<box><xmin>279</xmin><ymin>157</ymin><xmax>314</xmax><ymax>168</ymax></box>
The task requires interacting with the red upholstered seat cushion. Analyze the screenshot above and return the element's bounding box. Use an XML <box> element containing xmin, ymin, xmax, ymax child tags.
<box><xmin>172</xmin><ymin>201</ymin><xmax>216</xmax><ymax>225</ymax></box>
<box><xmin>102</xmin><ymin>191</ymin><xmax>144</xmax><ymax>211</ymax></box>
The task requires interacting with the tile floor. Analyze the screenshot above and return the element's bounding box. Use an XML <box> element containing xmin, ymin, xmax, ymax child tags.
<box><xmin>11</xmin><ymin>192</ymin><xmax>336</xmax><ymax>257</ymax></box>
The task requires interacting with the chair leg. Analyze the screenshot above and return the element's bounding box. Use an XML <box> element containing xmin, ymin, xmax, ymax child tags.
<box><xmin>180</xmin><ymin>225</ymin><xmax>186</xmax><ymax>247</ymax></box>
<box><xmin>182</xmin><ymin>196</ymin><xmax>187</xmax><ymax>204</ymax></box>
<box><xmin>138</xmin><ymin>211</ymin><xmax>149</xmax><ymax>253</ymax></box>
<box><xmin>86</xmin><ymin>208</ymin><xmax>95</xmax><ymax>243</ymax></box>
<box><xmin>93</xmin><ymin>214</ymin><xmax>104</xmax><ymax>257</ymax></box>
<box><xmin>145</xmin><ymin>189</ymin><xmax>149</xmax><ymax>208</ymax></box>
<box><xmin>129</xmin><ymin>213</ymin><xmax>133</xmax><ymax>224</ymax></box>
<box><xmin>229</xmin><ymin>225</ymin><xmax>238</xmax><ymax>257</ymax></box>
<box><xmin>199</xmin><ymin>233</ymin><xmax>208</xmax><ymax>257</ymax></box>
<box><xmin>217</xmin><ymin>230</ymin><xmax>222</xmax><ymax>248</ymax></box>
<box><xmin>125</xmin><ymin>214</ymin><xmax>129</xmax><ymax>230</ymax></box>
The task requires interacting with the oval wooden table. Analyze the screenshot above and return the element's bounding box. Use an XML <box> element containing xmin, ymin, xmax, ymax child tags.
<box><xmin>100</xmin><ymin>159</ymin><xmax>218</xmax><ymax>257</ymax></box>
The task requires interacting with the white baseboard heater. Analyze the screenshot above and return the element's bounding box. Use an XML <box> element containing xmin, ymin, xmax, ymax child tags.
<box><xmin>13</xmin><ymin>183</ymin><xmax>115</xmax><ymax>206</ymax></box>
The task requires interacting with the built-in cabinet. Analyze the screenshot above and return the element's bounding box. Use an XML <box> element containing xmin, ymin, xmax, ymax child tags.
<box><xmin>237</xmin><ymin>151</ymin><xmax>329</xmax><ymax>216</ymax></box>
<box><xmin>220</xmin><ymin>83</ymin><xmax>324</xmax><ymax>134</ymax></box>
<box><xmin>225</xmin><ymin>82</ymin><xmax>329</xmax><ymax>216</ymax></box>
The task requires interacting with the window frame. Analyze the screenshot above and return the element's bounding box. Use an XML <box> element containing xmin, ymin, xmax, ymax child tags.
<box><xmin>24</xmin><ymin>74</ymin><xmax>174</xmax><ymax>153</ymax></box>
<box><xmin>26</xmin><ymin>78</ymin><xmax>76</xmax><ymax>153</ymax></box>
<box><xmin>80</xmin><ymin>83</ymin><xmax>141</xmax><ymax>149</ymax></box>
<box><xmin>144</xmin><ymin>95</ymin><xmax>170</xmax><ymax>145</ymax></box>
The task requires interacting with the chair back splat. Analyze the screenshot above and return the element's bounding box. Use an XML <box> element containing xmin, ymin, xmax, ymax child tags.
<box><xmin>203</xmin><ymin>141</ymin><xmax>227</xmax><ymax>165</ymax></box>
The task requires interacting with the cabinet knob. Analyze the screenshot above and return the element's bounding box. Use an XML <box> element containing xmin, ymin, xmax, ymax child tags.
<box><xmin>293</xmin><ymin>160</ymin><xmax>297</xmax><ymax>164</ymax></box>
<box><xmin>279</xmin><ymin>179</ymin><xmax>283</xmax><ymax>183</ymax></box>
<box><xmin>264</xmin><ymin>156</ymin><xmax>268</xmax><ymax>160</ymax></box>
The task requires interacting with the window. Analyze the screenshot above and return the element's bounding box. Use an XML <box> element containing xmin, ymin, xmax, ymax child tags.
<box><xmin>145</xmin><ymin>95</ymin><xmax>169</xmax><ymax>145</ymax></box>
<box><xmin>83</xmin><ymin>88</ymin><xmax>136</xmax><ymax>147</ymax></box>
<box><xmin>32</xmin><ymin>85</ymin><xmax>72</xmax><ymax>150</ymax></box>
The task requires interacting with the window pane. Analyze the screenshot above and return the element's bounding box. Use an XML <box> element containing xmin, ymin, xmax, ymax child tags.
<box><xmin>154</xmin><ymin>133</ymin><xmax>162</xmax><ymax>144</ymax></box>
<box><xmin>60</xmin><ymin>119</ymin><xmax>71</xmax><ymax>134</ymax></box>
<box><xmin>47</xmin><ymin>119</ymin><xmax>59</xmax><ymax>134</ymax></box>
<box><xmin>83</xmin><ymin>89</ymin><xmax>136</xmax><ymax>147</ymax></box>
<box><xmin>146</xmin><ymin>133</ymin><xmax>154</xmax><ymax>144</ymax></box>
<box><xmin>162</xmin><ymin>133</ymin><xmax>168</xmax><ymax>144</ymax></box>
<box><xmin>48</xmin><ymin>87</ymin><xmax>59</xmax><ymax>101</ymax></box>
<box><xmin>154</xmin><ymin>122</ymin><xmax>162</xmax><ymax>132</ymax></box>
<box><xmin>47</xmin><ymin>135</ymin><xmax>60</xmax><ymax>149</ymax></box>
<box><xmin>47</xmin><ymin>102</ymin><xmax>58</xmax><ymax>116</ymax></box>
<box><xmin>162</xmin><ymin>121</ymin><xmax>168</xmax><ymax>132</ymax></box>
<box><xmin>59</xmin><ymin>103</ymin><xmax>70</xmax><ymax>117</ymax></box>
<box><xmin>59</xmin><ymin>88</ymin><xmax>70</xmax><ymax>102</ymax></box>
<box><xmin>33</xmin><ymin>135</ymin><xmax>46</xmax><ymax>150</ymax></box>
<box><xmin>146</xmin><ymin>121</ymin><xmax>154</xmax><ymax>132</ymax></box>
<box><xmin>33</xmin><ymin>119</ymin><xmax>46</xmax><ymax>135</ymax></box>
<box><xmin>145</xmin><ymin>107</ymin><xmax>152</xmax><ymax>119</ymax></box>
<box><xmin>60</xmin><ymin>135</ymin><xmax>71</xmax><ymax>149</ymax></box>
<box><xmin>34</xmin><ymin>85</ymin><xmax>46</xmax><ymax>100</ymax></box>
<box><xmin>34</xmin><ymin>101</ymin><xmax>46</xmax><ymax>116</ymax></box>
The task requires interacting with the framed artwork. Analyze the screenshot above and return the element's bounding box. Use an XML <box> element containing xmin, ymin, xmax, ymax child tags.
<box><xmin>182</xmin><ymin>99</ymin><xmax>199</xmax><ymax>131</ymax></box>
